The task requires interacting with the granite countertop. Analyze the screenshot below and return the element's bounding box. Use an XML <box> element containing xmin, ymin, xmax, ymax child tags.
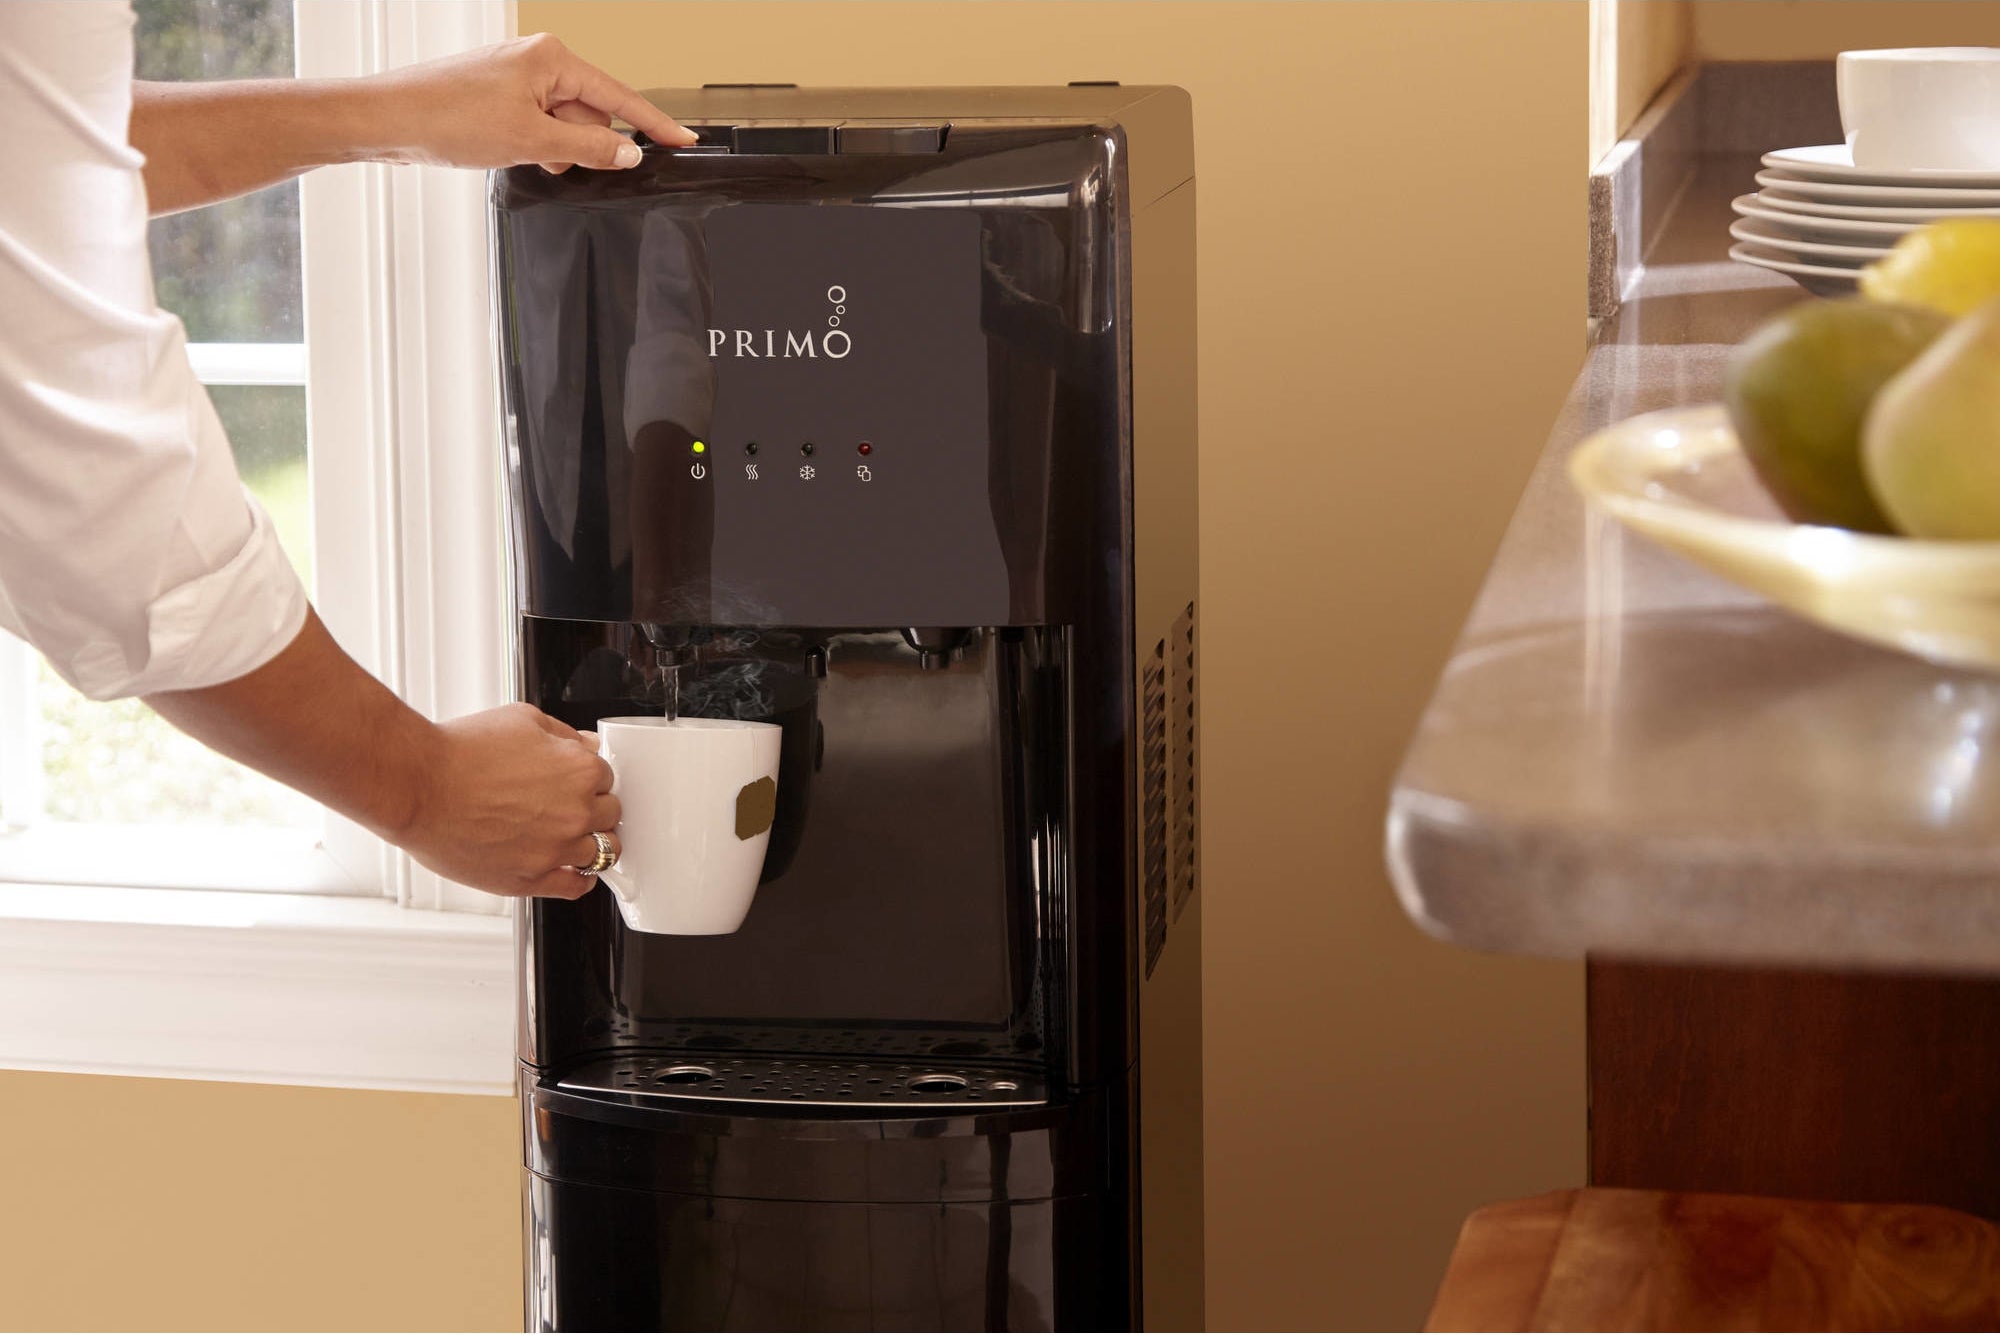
<box><xmin>1387</xmin><ymin>150</ymin><xmax>2000</xmax><ymax>977</ymax></box>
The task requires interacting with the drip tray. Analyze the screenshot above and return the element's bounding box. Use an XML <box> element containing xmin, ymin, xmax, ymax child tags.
<box><xmin>556</xmin><ymin>1052</ymin><xmax>1048</xmax><ymax>1110</ymax></box>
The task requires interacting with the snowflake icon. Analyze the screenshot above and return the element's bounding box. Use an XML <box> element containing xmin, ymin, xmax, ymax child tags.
<box><xmin>799</xmin><ymin>464</ymin><xmax>816</xmax><ymax>480</ymax></box>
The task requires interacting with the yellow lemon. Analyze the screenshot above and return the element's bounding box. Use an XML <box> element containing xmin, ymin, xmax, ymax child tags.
<box><xmin>1861</xmin><ymin>219</ymin><xmax>2000</xmax><ymax>317</ymax></box>
<box><xmin>1863</xmin><ymin>297</ymin><xmax>2000</xmax><ymax>539</ymax></box>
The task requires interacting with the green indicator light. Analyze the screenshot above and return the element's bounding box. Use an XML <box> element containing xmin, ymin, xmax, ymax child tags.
<box><xmin>691</xmin><ymin>440</ymin><xmax>707</xmax><ymax>455</ymax></box>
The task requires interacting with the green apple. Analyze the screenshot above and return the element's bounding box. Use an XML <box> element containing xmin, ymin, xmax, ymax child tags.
<box><xmin>1724</xmin><ymin>298</ymin><xmax>1950</xmax><ymax>532</ymax></box>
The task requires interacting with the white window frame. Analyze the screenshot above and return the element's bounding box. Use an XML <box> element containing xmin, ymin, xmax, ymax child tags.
<box><xmin>0</xmin><ymin>0</ymin><xmax>521</xmax><ymax>1096</ymax></box>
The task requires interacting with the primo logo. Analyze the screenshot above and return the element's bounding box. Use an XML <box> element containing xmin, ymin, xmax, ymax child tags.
<box><xmin>707</xmin><ymin>285</ymin><xmax>851</xmax><ymax>360</ymax></box>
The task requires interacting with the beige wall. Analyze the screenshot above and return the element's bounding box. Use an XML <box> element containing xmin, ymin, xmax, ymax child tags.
<box><xmin>1592</xmin><ymin>0</ymin><xmax>1694</xmax><ymax>163</ymax></box>
<box><xmin>1693</xmin><ymin>0</ymin><xmax>2000</xmax><ymax>59</ymax></box>
<box><xmin>2</xmin><ymin>5</ymin><xmax>1588</xmax><ymax>1331</ymax></box>
<box><xmin>0</xmin><ymin>1070</ymin><xmax>519</xmax><ymax>1330</ymax></box>
<box><xmin>1620</xmin><ymin>0</ymin><xmax>1694</xmax><ymax>134</ymax></box>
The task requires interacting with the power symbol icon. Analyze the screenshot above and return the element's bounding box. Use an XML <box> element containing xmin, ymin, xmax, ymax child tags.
<box><xmin>689</xmin><ymin>462</ymin><xmax>707</xmax><ymax>480</ymax></box>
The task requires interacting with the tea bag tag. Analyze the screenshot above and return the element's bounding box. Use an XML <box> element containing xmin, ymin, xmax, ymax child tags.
<box><xmin>735</xmin><ymin>776</ymin><xmax>777</xmax><ymax>840</ymax></box>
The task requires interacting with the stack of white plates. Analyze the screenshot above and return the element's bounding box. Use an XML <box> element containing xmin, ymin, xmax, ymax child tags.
<box><xmin>1730</xmin><ymin>144</ymin><xmax>2000</xmax><ymax>295</ymax></box>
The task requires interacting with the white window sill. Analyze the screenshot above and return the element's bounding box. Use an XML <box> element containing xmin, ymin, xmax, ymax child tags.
<box><xmin>0</xmin><ymin>824</ymin><xmax>357</xmax><ymax>894</ymax></box>
<box><xmin>0</xmin><ymin>882</ymin><xmax>515</xmax><ymax>1096</ymax></box>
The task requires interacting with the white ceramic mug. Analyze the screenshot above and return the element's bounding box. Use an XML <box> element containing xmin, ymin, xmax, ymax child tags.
<box><xmin>594</xmin><ymin>716</ymin><xmax>782</xmax><ymax>935</ymax></box>
<box><xmin>1839</xmin><ymin>48</ymin><xmax>2000</xmax><ymax>172</ymax></box>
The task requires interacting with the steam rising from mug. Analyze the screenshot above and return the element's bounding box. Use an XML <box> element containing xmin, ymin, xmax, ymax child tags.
<box><xmin>677</xmin><ymin>660</ymin><xmax>776</xmax><ymax>720</ymax></box>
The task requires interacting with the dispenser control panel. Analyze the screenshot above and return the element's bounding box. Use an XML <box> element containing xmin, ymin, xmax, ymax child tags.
<box><xmin>624</xmin><ymin>202</ymin><xmax>1014</xmax><ymax>625</ymax></box>
<box><xmin>498</xmin><ymin>129</ymin><xmax>1117</xmax><ymax>628</ymax></box>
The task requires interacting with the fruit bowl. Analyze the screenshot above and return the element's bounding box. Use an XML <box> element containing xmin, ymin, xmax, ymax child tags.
<box><xmin>1570</xmin><ymin>403</ymin><xmax>2000</xmax><ymax>670</ymax></box>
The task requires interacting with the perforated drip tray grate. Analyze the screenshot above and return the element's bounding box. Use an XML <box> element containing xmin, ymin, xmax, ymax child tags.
<box><xmin>603</xmin><ymin>1018</ymin><xmax>1043</xmax><ymax>1062</ymax></box>
<box><xmin>556</xmin><ymin>1052</ymin><xmax>1048</xmax><ymax>1110</ymax></box>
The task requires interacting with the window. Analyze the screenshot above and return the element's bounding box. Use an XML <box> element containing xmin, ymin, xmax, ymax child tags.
<box><xmin>0</xmin><ymin>0</ymin><xmax>517</xmax><ymax>1096</ymax></box>
<box><xmin>0</xmin><ymin>0</ymin><xmax>512</xmax><ymax>911</ymax></box>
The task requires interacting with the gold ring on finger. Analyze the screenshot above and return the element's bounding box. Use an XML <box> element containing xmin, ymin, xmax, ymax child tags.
<box><xmin>580</xmin><ymin>830</ymin><xmax>617</xmax><ymax>875</ymax></box>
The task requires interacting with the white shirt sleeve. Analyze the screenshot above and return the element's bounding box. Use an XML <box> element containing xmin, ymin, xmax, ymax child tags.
<box><xmin>0</xmin><ymin>1</ymin><xmax>309</xmax><ymax>701</ymax></box>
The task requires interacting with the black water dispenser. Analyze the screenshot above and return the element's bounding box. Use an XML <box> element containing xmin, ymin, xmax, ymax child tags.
<box><xmin>493</xmin><ymin>84</ymin><xmax>1201</xmax><ymax>1331</ymax></box>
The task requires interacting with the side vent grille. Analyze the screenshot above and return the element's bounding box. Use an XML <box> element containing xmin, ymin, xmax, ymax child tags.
<box><xmin>1170</xmin><ymin>601</ymin><xmax>1198</xmax><ymax>919</ymax></box>
<box><xmin>1142</xmin><ymin>639</ymin><xmax>1169</xmax><ymax>978</ymax></box>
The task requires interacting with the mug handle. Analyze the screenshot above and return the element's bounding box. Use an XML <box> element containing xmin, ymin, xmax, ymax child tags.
<box><xmin>590</xmin><ymin>731</ymin><xmax>631</xmax><ymax>905</ymax></box>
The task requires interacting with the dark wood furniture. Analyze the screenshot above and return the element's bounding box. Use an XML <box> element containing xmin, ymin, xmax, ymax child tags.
<box><xmin>1589</xmin><ymin>960</ymin><xmax>2000</xmax><ymax>1223</ymax></box>
<box><xmin>1427</xmin><ymin>1187</ymin><xmax>2000</xmax><ymax>1331</ymax></box>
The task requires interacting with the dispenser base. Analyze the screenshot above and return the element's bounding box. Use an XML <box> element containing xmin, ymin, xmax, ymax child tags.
<box><xmin>521</xmin><ymin>1067</ymin><xmax>1137</xmax><ymax>1331</ymax></box>
<box><xmin>525</xmin><ymin>1171</ymin><xmax>1115</xmax><ymax>1332</ymax></box>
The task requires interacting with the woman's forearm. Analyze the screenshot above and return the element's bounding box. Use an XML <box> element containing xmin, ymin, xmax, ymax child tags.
<box><xmin>131</xmin><ymin>35</ymin><xmax>693</xmax><ymax>217</ymax></box>
<box><xmin>132</xmin><ymin>79</ymin><xmax>383</xmax><ymax>215</ymax></box>
<box><xmin>144</xmin><ymin>607</ymin><xmax>439</xmax><ymax>839</ymax></box>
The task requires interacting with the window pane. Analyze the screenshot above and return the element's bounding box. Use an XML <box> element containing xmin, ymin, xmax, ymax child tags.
<box><xmin>210</xmin><ymin>384</ymin><xmax>311</xmax><ymax>587</ymax></box>
<box><xmin>37</xmin><ymin>664</ymin><xmax>319</xmax><ymax>829</ymax></box>
<box><xmin>134</xmin><ymin>0</ymin><xmax>293</xmax><ymax>80</ymax></box>
<box><xmin>149</xmin><ymin>192</ymin><xmax>302</xmax><ymax>342</ymax></box>
<box><xmin>137</xmin><ymin>0</ymin><xmax>302</xmax><ymax>342</ymax></box>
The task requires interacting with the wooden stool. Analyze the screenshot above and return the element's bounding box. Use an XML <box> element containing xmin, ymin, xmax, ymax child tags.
<box><xmin>1427</xmin><ymin>1188</ymin><xmax>2000</xmax><ymax>1331</ymax></box>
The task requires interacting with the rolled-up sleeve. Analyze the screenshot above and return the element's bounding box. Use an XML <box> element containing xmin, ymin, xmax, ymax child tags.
<box><xmin>0</xmin><ymin>1</ymin><xmax>308</xmax><ymax>701</ymax></box>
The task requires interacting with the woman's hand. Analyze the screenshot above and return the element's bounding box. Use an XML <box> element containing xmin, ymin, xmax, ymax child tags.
<box><xmin>365</xmin><ymin>33</ymin><xmax>697</xmax><ymax>173</ymax></box>
<box><xmin>396</xmin><ymin>703</ymin><xmax>624</xmax><ymax>900</ymax></box>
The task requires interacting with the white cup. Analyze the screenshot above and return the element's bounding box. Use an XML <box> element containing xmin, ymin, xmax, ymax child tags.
<box><xmin>1839</xmin><ymin>48</ymin><xmax>2000</xmax><ymax>172</ymax></box>
<box><xmin>595</xmin><ymin>716</ymin><xmax>782</xmax><ymax>935</ymax></box>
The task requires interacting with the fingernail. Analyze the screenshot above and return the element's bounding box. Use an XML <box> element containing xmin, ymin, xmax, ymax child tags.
<box><xmin>669</xmin><ymin>125</ymin><xmax>699</xmax><ymax>147</ymax></box>
<box><xmin>614</xmin><ymin>142</ymin><xmax>642</xmax><ymax>169</ymax></box>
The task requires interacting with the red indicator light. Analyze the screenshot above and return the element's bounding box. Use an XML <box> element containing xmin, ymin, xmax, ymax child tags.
<box><xmin>857</xmin><ymin>442</ymin><xmax>873</xmax><ymax>456</ymax></box>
